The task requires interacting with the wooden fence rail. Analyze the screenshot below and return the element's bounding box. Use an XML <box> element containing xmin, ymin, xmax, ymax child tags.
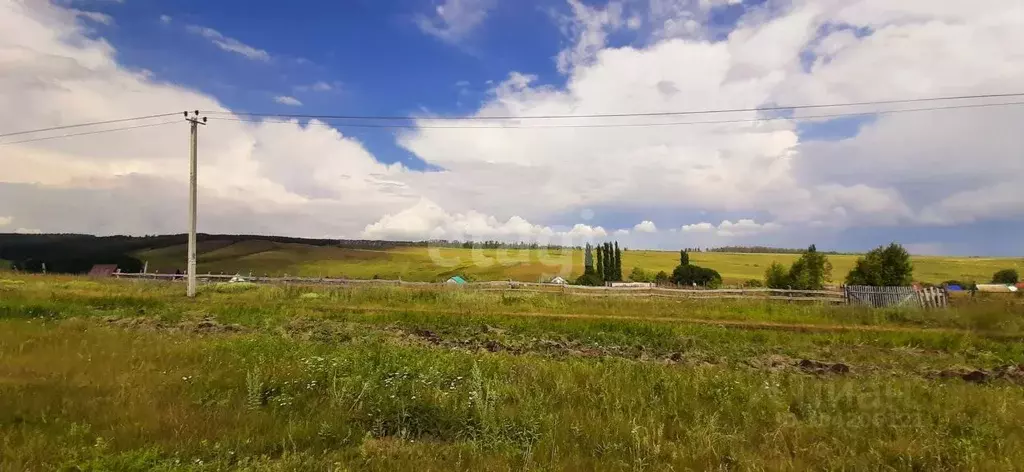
<box><xmin>113</xmin><ymin>272</ymin><xmax>847</xmax><ymax>303</ymax></box>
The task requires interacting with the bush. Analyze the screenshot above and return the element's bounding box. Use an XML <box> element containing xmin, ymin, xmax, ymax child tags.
<box><xmin>743</xmin><ymin>279</ymin><xmax>763</xmax><ymax>288</ymax></box>
<box><xmin>654</xmin><ymin>271</ymin><xmax>670</xmax><ymax>285</ymax></box>
<box><xmin>764</xmin><ymin>262</ymin><xmax>790</xmax><ymax>289</ymax></box>
<box><xmin>992</xmin><ymin>269</ymin><xmax>1019</xmax><ymax>284</ymax></box>
<box><xmin>629</xmin><ymin>267</ymin><xmax>654</xmax><ymax>283</ymax></box>
<box><xmin>763</xmin><ymin>245</ymin><xmax>831</xmax><ymax>290</ymax></box>
<box><xmin>787</xmin><ymin>245</ymin><xmax>832</xmax><ymax>290</ymax></box>
<box><xmin>574</xmin><ymin>272</ymin><xmax>604</xmax><ymax>286</ymax></box>
<box><xmin>846</xmin><ymin>243</ymin><xmax>913</xmax><ymax>287</ymax></box>
<box><xmin>671</xmin><ymin>264</ymin><xmax>721</xmax><ymax>288</ymax></box>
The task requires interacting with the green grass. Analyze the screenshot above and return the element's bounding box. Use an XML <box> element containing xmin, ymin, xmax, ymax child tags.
<box><xmin>131</xmin><ymin>241</ymin><xmax>1024</xmax><ymax>285</ymax></box>
<box><xmin>3</xmin><ymin>275</ymin><xmax>1024</xmax><ymax>470</ymax></box>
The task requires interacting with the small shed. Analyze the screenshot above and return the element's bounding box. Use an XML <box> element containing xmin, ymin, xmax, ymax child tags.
<box><xmin>446</xmin><ymin>276</ymin><xmax>467</xmax><ymax>285</ymax></box>
<box><xmin>87</xmin><ymin>264</ymin><xmax>119</xmax><ymax>277</ymax></box>
<box><xmin>550</xmin><ymin>276</ymin><xmax>568</xmax><ymax>285</ymax></box>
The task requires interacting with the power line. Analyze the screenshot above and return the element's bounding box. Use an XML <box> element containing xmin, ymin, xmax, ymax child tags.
<box><xmin>0</xmin><ymin>112</ymin><xmax>183</xmax><ymax>139</ymax></box>
<box><xmin>0</xmin><ymin>120</ymin><xmax>180</xmax><ymax>146</ymax></box>
<box><xmin>208</xmin><ymin>100</ymin><xmax>1024</xmax><ymax>130</ymax></box>
<box><xmin>203</xmin><ymin>91</ymin><xmax>1024</xmax><ymax>122</ymax></box>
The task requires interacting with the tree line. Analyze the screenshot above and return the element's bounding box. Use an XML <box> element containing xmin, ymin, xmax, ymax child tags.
<box><xmin>576</xmin><ymin>242</ymin><xmax>623</xmax><ymax>285</ymax></box>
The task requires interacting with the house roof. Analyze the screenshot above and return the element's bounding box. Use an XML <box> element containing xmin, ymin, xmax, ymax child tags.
<box><xmin>87</xmin><ymin>264</ymin><xmax>118</xmax><ymax>277</ymax></box>
<box><xmin>447</xmin><ymin>276</ymin><xmax>467</xmax><ymax>284</ymax></box>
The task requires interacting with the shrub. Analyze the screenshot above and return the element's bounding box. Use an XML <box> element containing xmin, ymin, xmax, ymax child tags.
<box><xmin>743</xmin><ymin>279</ymin><xmax>763</xmax><ymax>288</ymax></box>
<box><xmin>654</xmin><ymin>271</ymin><xmax>670</xmax><ymax>285</ymax></box>
<box><xmin>628</xmin><ymin>267</ymin><xmax>654</xmax><ymax>283</ymax></box>
<box><xmin>671</xmin><ymin>264</ymin><xmax>721</xmax><ymax>288</ymax></box>
<box><xmin>574</xmin><ymin>272</ymin><xmax>604</xmax><ymax>286</ymax></box>
<box><xmin>992</xmin><ymin>269</ymin><xmax>1019</xmax><ymax>284</ymax></box>
<box><xmin>764</xmin><ymin>262</ymin><xmax>790</xmax><ymax>289</ymax></box>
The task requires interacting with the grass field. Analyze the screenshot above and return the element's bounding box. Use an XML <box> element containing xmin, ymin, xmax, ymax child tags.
<box><xmin>135</xmin><ymin>240</ymin><xmax>1024</xmax><ymax>285</ymax></box>
<box><xmin>2</xmin><ymin>273</ymin><xmax>1024</xmax><ymax>470</ymax></box>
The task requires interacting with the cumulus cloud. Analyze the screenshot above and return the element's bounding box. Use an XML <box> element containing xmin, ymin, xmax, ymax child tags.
<box><xmin>361</xmin><ymin>199</ymin><xmax>608</xmax><ymax>244</ymax></box>
<box><xmin>633</xmin><ymin>220</ymin><xmax>657</xmax><ymax>233</ymax></box>
<box><xmin>399</xmin><ymin>0</ymin><xmax>1024</xmax><ymax>239</ymax></box>
<box><xmin>681</xmin><ymin>222</ymin><xmax>715</xmax><ymax>233</ymax></box>
<box><xmin>415</xmin><ymin>0</ymin><xmax>496</xmax><ymax>44</ymax></box>
<box><xmin>185</xmin><ymin>25</ymin><xmax>271</xmax><ymax>61</ymax></box>
<box><xmin>0</xmin><ymin>1</ymin><xmax>413</xmax><ymax>237</ymax></box>
<box><xmin>4</xmin><ymin>0</ymin><xmax>1024</xmax><ymax>252</ymax></box>
<box><xmin>273</xmin><ymin>95</ymin><xmax>303</xmax><ymax>106</ymax></box>
<box><xmin>681</xmin><ymin>219</ymin><xmax>780</xmax><ymax>237</ymax></box>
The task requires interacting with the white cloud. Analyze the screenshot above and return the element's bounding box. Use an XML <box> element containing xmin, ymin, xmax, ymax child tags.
<box><xmin>159</xmin><ymin>15</ymin><xmax>171</xmax><ymax>24</ymax></box>
<box><xmin>614</xmin><ymin>228</ymin><xmax>630</xmax><ymax>236</ymax></box>
<box><xmin>72</xmin><ymin>10</ymin><xmax>113</xmax><ymax>25</ymax></box>
<box><xmin>4</xmin><ymin>0</ymin><xmax>1024</xmax><ymax>251</ymax></box>
<box><xmin>681</xmin><ymin>222</ymin><xmax>714</xmax><ymax>233</ymax></box>
<box><xmin>681</xmin><ymin>219</ymin><xmax>780</xmax><ymax>237</ymax></box>
<box><xmin>633</xmin><ymin>220</ymin><xmax>657</xmax><ymax>233</ymax></box>
<box><xmin>273</xmin><ymin>96</ymin><xmax>303</xmax><ymax>106</ymax></box>
<box><xmin>296</xmin><ymin>81</ymin><xmax>335</xmax><ymax>93</ymax></box>
<box><xmin>185</xmin><ymin>25</ymin><xmax>271</xmax><ymax>61</ymax></box>
<box><xmin>361</xmin><ymin>199</ymin><xmax>607</xmax><ymax>243</ymax></box>
<box><xmin>0</xmin><ymin>1</ymin><xmax>413</xmax><ymax>237</ymax></box>
<box><xmin>0</xmin><ymin>216</ymin><xmax>12</xmax><ymax>226</ymax></box>
<box><xmin>416</xmin><ymin>0</ymin><xmax>496</xmax><ymax>44</ymax></box>
<box><xmin>14</xmin><ymin>228</ymin><xmax>41</xmax><ymax>234</ymax></box>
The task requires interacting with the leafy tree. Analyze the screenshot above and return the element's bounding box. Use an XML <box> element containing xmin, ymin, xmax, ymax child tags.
<box><xmin>787</xmin><ymin>245</ymin><xmax>832</xmax><ymax>290</ymax></box>
<box><xmin>654</xmin><ymin>271</ymin><xmax>670</xmax><ymax>285</ymax></box>
<box><xmin>845</xmin><ymin>243</ymin><xmax>913</xmax><ymax>286</ymax></box>
<box><xmin>679</xmin><ymin>250</ymin><xmax>689</xmax><ymax>266</ymax></box>
<box><xmin>614</xmin><ymin>242</ymin><xmax>622</xmax><ymax>281</ymax></box>
<box><xmin>992</xmin><ymin>269</ymin><xmax>1020</xmax><ymax>284</ymax></box>
<box><xmin>764</xmin><ymin>262</ymin><xmax>791</xmax><ymax>289</ymax></box>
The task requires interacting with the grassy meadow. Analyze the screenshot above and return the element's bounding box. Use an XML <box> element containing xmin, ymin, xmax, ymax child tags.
<box><xmin>2</xmin><ymin>274</ymin><xmax>1024</xmax><ymax>470</ymax></box>
<box><xmin>135</xmin><ymin>240</ymin><xmax>1024</xmax><ymax>285</ymax></box>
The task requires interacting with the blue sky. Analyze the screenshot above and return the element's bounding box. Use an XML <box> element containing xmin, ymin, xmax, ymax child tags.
<box><xmin>3</xmin><ymin>0</ymin><xmax>1024</xmax><ymax>255</ymax></box>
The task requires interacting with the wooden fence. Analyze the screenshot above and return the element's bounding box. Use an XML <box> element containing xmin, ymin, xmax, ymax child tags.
<box><xmin>112</xmin><ymin>272</ymin><xmax>846</xmax><ymax>303</ymax></box>
<box><xmin>845</xmin><ymin>285</ymin><xmax>947</xmax><ymax>309</ymax></box>
<box><xmin>112</xmin><ymin>273</ymin><xmax>948</xmax><ymax>308</ymax></box>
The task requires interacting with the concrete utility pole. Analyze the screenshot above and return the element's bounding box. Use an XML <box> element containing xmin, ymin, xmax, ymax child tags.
<box><xmin>184</xmin><ymin>111</ymin><xmax>206</xmax><ymax>298</ymax></box>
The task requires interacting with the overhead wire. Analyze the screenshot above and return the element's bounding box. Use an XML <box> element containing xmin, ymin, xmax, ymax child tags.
<box><xmin>202</xmin><ymin>91</ymin><xmax>1024</xmax><ymax>122</ymax></box>
<box><xmin>0</xmin><ymin>112</ymin><xmax>184</xmax><ymax>139</ymax></box>
<box><xmin>0</xmin><ymin>120</ymin><xmax>181</xmax><ymax>146</ymax></box>
<box><xmin>207</xmin><ymin>100</ymin><xmax>1024</xmax><ymax>130</ymax></box>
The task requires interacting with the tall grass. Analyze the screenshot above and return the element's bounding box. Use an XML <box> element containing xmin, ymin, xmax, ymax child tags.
<box><xmin>2</xmin><ymin>275</ymin><xmax>1024</xmax><ymax>469</ymax></box>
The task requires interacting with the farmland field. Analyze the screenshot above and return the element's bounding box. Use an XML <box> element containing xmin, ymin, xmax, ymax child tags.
<box><xmin>135</xmin><ymin>240</ymin><xmax>1024</xmax><ymax>285</ymax></box>
<box><xmin>2</xmin><ymin>274</ymin><xmax>1024</xmax><ymax>470</ymax></box>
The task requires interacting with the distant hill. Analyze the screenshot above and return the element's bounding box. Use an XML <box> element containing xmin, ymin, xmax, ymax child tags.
<box><xmin>0</xmin><ymin>233</ymin><xmax>413</xmax><ymax>274</ymax></box>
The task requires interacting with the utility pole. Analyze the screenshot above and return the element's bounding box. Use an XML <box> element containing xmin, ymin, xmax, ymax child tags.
<box><xmin>184</xmin><ymin>111</ymin><xmax>206</xmax><ymax>298</ymax></box>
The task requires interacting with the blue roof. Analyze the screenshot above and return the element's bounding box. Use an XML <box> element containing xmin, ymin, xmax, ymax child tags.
<box><xmin>448</xmin><ymin>276</ymin><xmax>467</xmax><ymax>284</ymax></box>
<box><xmin>946</xmin><ymin>285</ymin><xmax>962</xmax><ymax>291</ymax></box>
